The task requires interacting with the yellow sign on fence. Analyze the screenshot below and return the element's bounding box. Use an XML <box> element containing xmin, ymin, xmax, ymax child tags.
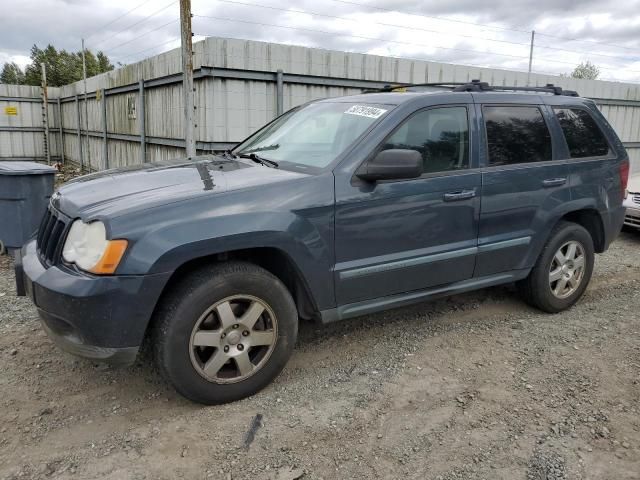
<box><xmin>4</xmin><ymin>106</ymin><xmax>18</xmax><ymax>116</ymax></box>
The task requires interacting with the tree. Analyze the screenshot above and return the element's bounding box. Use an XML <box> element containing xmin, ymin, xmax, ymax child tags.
<box><xmin>0</xmin><ymin>62</ymin><xmax>25</xmax><ymax>84</ymax></box>
<box><xmin>569</xmin><ymin>61</ymin><xmax>600</xmax><ymax>80</ymax></box>
<box><xmin>1</xmin><ymin>44</ymin><xmax>114</xmax><ymax>87</ymax></box>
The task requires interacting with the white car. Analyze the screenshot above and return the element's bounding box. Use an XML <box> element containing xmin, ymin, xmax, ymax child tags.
<box><xmin>624</xmin><ymin>174</ymin><xmax>640</xmax><ymax>229</ymax></box>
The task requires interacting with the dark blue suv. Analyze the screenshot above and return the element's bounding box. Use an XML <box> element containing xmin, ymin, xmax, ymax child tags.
<box><xmin>17</xmin><ymin>81</ymin><xmax>629</xmax><ymax>404</ymax></box>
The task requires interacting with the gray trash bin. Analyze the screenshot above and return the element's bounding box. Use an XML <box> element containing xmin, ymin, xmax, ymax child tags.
<box><xmin>0</xmin><ymin>161</ymin><xmax>57</xmax><ymax>254</ymax></box>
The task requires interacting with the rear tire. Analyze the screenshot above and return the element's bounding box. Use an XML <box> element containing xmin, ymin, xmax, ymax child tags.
<box><xmin>152</xmin><ymin>261</ymin><xmax>298</xmax><ymax>405</ymax></box>
<box><xmin>518</xmin><ymin>221</ymin><xmax>594</xmax><ymax>313</ymax></box>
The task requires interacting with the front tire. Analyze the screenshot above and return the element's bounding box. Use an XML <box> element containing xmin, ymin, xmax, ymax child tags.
<box><xmin>152</xmin><ymin>261</ymin><xmax>298</xmax><ymax>405</ymax></box>
<box><xmin>518</xmin><ymin>221</ymin><xmax>595</xmax><ymax>313</ymax></box>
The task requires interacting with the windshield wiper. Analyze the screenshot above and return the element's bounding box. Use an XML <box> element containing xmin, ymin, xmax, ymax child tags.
<box><xmin>238</xmin><ymin>153</ymin><xmax>279</xmax><ymax>168</ymax></box>
<box><xmin>242</xmin><ymin>143</ymin><xmax>280</xmax><ymax>154</ymax></box>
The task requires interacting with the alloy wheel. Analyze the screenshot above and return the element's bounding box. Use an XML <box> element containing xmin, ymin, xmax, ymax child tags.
<box><xmin>549</xmin><ymin>240</ymin><xmax>586</xmax><ymax>299</ymax></box>
<box><xmin>189</xmin><ymin>295</ymin><xmax>277</xmax><ymax>384</ymax></box>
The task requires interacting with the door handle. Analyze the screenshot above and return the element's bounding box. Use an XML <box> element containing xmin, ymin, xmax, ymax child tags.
<box><xmin>443</xmin><ymin>190</ymin><xmax>476</xmax><ymax>202</ymax></box>
<box><xmin>542</xmin><ymin>178</ymin><xmax>567</xmax><ymax>188</ymax></box>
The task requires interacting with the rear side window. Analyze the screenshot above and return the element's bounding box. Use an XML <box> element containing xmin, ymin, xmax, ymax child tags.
<box><xmin>483</xmin><ymin>106</ymin><xmax>552</xmax><ymax>166</ymax></box>
<box><xmin>553</xmin><ymin>108</ymin><xmax>610</xmax><ymax>158</ymax></box>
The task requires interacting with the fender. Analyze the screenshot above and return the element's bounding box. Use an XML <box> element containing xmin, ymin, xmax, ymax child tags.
<box><xmin>522</xmin><ymin>197</ymin><xmax>608</xmax><ymax>269</ymax></box>
<box><xmin>110</xmin><ymin>174</ymin><xmax>336</xmax><ymax>310</ymax></box>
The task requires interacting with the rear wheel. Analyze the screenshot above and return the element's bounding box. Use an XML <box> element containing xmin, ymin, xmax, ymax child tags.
<box><xmin>152</xmin><ymin>261</ymin><xmax>298</xmax><ymax>404</ymax></box>
<box><xmin>518</xmin><ymin>221</ymin><xmax>594</xmax><ymax>313</ymax></box>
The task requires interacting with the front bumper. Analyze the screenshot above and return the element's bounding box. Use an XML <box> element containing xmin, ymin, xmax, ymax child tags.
<box><xmin>17</xmin><ymin>240</ymin><xmax>171</xmax><ymax>365</ymax></box>
<box><xmin>623</xmin><ymin>196</ymin><xmax>640</xmax><ymax>229</ymax></box>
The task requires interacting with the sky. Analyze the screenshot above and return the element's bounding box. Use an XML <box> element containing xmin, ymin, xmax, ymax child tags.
<box><xmin>1</xmin><ymin>0</ymin><xmax>640</xmax><ymax>83</ymax></box>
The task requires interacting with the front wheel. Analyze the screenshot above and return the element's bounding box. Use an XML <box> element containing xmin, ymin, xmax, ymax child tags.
<box><xmin>518</xmin><ymin>221</ymin><xmax>595</xmax><ymax>313</ymax></box>
<box><xmin>152</xmin><ymin>261</ymin><xmax>298</xmax><ymax>405</ymax></box>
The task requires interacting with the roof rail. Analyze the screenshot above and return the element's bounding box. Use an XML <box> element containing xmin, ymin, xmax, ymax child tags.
<box><xmin>363</xmin><ymin>82</ymin><xmax>472</xmax><ymax>93</ymax></box>
<box><xmin>366</xmin><ymin>79</ymin><xmax>579</xmax><ymax>97</ymax></box>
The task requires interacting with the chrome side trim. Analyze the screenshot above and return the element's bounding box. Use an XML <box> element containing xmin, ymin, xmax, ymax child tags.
<box><xmin>339</xmin><ymin>246</ymin><xmax>478</xmax><ymax>280</ymax></box>
<box><xmin>337</xmin><ymin>236</ymin><xmax>531</xmax><ymax>280</ymax></box>
<box><xmin>477</xmin><ymin>236</ymin><xmax>531</xmax><ymax>253</ymax></box>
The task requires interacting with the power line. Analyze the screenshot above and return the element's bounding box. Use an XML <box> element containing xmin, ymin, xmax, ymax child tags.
<box><xmin>83</xmin><ymin>0</ymin><xmax>156</xmax><ymax>41</ymax></box>
<box><xmin>194</xmin><ymin>15</ymin><xmax>532</xmax><ymax>62</ymax></box>
<box><xmin>535</xmin><ymin>31</ymin><xmax>639</xmax><ymax>52</ymax></box>
<box><xmin>329</xmin><ymin>0</ymin><xmax>640</xmax><ymax>56</ymax></box>
<box><xmin>194</xmin><ymin>15</ymin><xmax>640</xmax><ymax>73</ymax></box>
<box><xmin>326</xmin><ymin>0</ymin><xmax>531</xmax><ymax>35</ymax></box>
<box><xmin>532</xmin><ymin>42</ymin><xmax>640</xmax><ymax>60</ymax></box>
<box><xmin>204</xmin><ymin>0</ymin><xmax>639</xmax><ymax>62</ymax></box>
<box><xmin>90</xmin><ymin>0</ymin><xmax>178</xmax><ymax>49</ymax></box>
<box><xmin>103</xmin><ymin>19</ymin><xmax>179</xmax><ymax>54</ymax></box>
<box><xmin>205</xmin><ymin>0</ymin><xmax>533</xmax><ymax>50</ymax></box>
<box><xmin>116</xmin><ymin>38</ymin><xmax>181</xmax><ymax>62</ymax></box>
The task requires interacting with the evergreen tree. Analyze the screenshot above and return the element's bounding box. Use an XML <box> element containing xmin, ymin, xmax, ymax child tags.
<box><xmin>0</xmin><ymin>62</ymin><xmax>25</xmax><ymax>84</ymax></box>
<box><xmin>2</xmin><ymin>44</ymin><xmax>114</xmax><ymax>86</ymax></box>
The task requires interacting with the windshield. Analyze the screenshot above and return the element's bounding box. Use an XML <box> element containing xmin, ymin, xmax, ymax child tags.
<box><xmin>234</xmin><ymin>102</ymin><xmax>392</xmax><ymax>171</ymax></box>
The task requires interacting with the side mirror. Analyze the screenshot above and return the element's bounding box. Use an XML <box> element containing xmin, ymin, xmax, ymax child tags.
<box><xmin>356</xmin><ymin>149</ymin><xmax>423</xmax><ymax>182</ymax></box>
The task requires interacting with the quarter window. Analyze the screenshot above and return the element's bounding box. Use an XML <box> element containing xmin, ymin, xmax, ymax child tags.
<box><xmin>484</xmin><ymin>106</ymin><xmax>552</xmax><ymax>165</ymax></box>
<box><xmin>382</xmin><ymin>106</ymin><xmax>469</xmax><ymax>174</ymax></box>
<box><xmin>553</xmin><ymin>108</ymin><xmax>610</xmax><ymax>158</ymax></box>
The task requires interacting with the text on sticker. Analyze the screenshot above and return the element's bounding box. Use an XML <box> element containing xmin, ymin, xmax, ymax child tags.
<box><xmin>344</xmin><ymin>105</ymin><xmax>387</xmax><ymax>119</ymax></box>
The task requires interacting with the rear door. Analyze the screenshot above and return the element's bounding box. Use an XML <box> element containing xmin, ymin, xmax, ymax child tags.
<box><xmin>475</xmin><ymin>96</ymin><xmax>570</xmax><ymax>276</ymax></box>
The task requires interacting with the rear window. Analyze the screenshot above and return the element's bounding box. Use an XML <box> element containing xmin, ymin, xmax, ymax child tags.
<box><xmin>553</xmin><ymin>108</ymin><xmax>610</xmax><ymax>158</ymax></box>
<box><xmin>483</xmin><ymin>106</ymin><xmax>552</xmax><ymax>166</ymax></box>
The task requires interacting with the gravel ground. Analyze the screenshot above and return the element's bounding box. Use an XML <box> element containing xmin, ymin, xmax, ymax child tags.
<box><xmin>1</xmin><ymin>230</ymin><xmax>639</xmax><ymax>480</ymax></box>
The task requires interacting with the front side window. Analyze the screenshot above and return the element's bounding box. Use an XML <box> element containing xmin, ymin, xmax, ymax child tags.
<box><xmin>234</xmin><ymin>102</ymin><xmax>392</xmax><ymax>171</ymax></box>
<box><xmin>484</xmin><ymin>106</ymin><xmax>552</xmax><ymax>166</ymax></box>
<box><xmin>382</xmin><ymin>106</ymin><xmax>470</xmax><ymax>174</ymax></box>
<box><xmin>553</xmin><ymin>108</ymin><xmax>610</xmax><ymax>158</ymax></box>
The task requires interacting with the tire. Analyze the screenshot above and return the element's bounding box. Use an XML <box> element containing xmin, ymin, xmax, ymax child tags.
<box><xmin>518</xmin><ymin>221</ymin><xmax>595</xmax><ymax>313</ymax></box>
<box><xmin>152</xmin><ymin>261</ymin><xmax>298</xmax><ymax>405</ymax></box>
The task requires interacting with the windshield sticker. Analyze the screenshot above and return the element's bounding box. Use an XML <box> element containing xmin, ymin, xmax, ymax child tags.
<box><xmin>344</xmin><ymin>105</ymin><xmax>388</xmax><ymax>119</ymax></box>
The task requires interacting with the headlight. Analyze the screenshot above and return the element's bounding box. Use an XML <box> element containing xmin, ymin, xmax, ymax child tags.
<box><xmin>62</xmin><ymin>220</ymin><xmax>128</xmax><ymax>274</ymax></box>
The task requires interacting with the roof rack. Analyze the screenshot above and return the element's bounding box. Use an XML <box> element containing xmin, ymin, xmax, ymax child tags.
<box><xmin>363</xmin><ymin>82</ymin><xmax>470</xmax><ymax>93</ymax></box>
<box><xmin>366</xmin><ymin>79</ymin><xmax>579</xmax><ymax>97</ymax></box>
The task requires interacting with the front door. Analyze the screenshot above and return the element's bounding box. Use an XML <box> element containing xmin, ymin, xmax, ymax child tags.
<box><xmin>334</xmin><ymin>105</ymin><xmax>481</xmax><ymax>306</ymax></box>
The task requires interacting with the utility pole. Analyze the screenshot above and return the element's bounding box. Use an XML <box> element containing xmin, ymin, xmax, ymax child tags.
<box><xmin>180</xmin><ymin>0</ymin><xmax>196</xmax><ymax>158</ymax></box>
<box><xmin>81</xmin><ymin>38</ymin><xmax>91</xmax><ymax>172</ymax></box>
<box><xmin>41</xmin><ymin>64</ymin><xmax>51</xmax><ymax>165</ymax></box>
<box><xmin>527</xmin><ymin>30</ymin><xmax>535</xmax><ymax>86</ymax></box>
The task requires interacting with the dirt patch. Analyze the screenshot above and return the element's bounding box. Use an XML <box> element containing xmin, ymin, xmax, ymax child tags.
<box><xmin>1</xmin><ymin>231</ymin><xmax>639</xmax><ymax>480</ymax></box>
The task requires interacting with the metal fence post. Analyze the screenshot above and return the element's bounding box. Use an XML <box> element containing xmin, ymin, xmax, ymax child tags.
<box><xmin>139</xmin><ymin>79</ymin><xmax>146</xmax><ymax>163</ymax></box>
<box><xmin>102</xmin><ymin>90</ymin><xmax>108</xmax><ymax>170</ymax></box>
<box><xmin>57</xmin><ymin>97</ymin><xmax>65</xmax><ymax>164</ymax></box>
<box><xmin>276</xmin><ymin>69</ymin><xmax>284</xmax><ymax>116</ymax></box>
<box><xmin>41</xmin><ymin>64</ymin><xmax>51</xmax><ymax>165</ymax></box>
<box><xmin>75</xmin><ymin>95</ymin><xmax>84</xmax><ymax>170</ymax></box>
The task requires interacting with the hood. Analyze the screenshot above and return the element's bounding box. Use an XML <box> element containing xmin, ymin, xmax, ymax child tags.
<box><xmin>628</xmin><ymin>173</ymin><xmax>640</xmax><ymax>193</ymax></box>
<box><xmin>55</xmin><ymin>155</ymin><xmax>308</xmax><ymax>219</ymax></box>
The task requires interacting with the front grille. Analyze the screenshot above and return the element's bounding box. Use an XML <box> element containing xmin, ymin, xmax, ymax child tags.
<box><xmin>633</xmin><ymin>193</ymin><xmax>640</xmax><ymax>206</ymax></box>
<box><xmin>36</xmin><ymin>207</ymin><xmax>70</xmax><ymax>266</ymax></box>
<box><xmin>625</xmin><ymin>215</ymin><xmax>640</xmax><ymax>227</ymax></box>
